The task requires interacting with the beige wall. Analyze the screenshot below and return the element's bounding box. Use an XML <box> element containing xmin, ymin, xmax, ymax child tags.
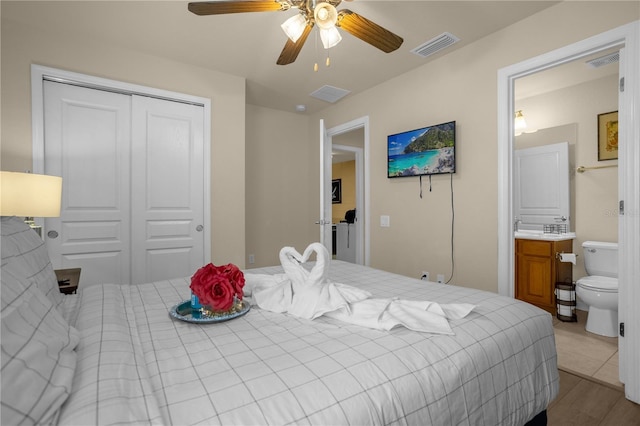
<box><xmin>332</xmin><ymin>161</ymin><xmax>356</xmax><ymax>224</ymax></box>
<box><xmin>2</xmin><ymin>2</ymin><xmax>637</xmax><ymax>292</ymax></box>
<box><xmin>245</xmin><ymin>105</ymin><xmax>317</xmax><ymax>267</ymax></box>
<box><xmin>306</xmin><ymin>2</ymin><xmax>638</xmax><ymax>292</ymax></box>
<box><xmin>0</xmin><ymin>17</ymin><xmax>247</xmax><ymax>267</ymax></box>
<box><xmin>516</xmin><ymin>74</ymin><xmax>619</xmax><ymax>281</ymax></box>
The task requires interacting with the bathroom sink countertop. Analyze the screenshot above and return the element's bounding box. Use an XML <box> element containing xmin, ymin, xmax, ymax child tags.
<box><xmin>515</xmin><ymin>230</ymin><xmax>577</xmax><ymax>241</ymax></box>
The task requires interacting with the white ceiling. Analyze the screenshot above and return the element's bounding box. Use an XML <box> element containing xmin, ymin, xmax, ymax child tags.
<box><xmin>3</xmin><ymin>1</ymin><xmax>564</xmax><ymax>115</ymax></box>
<box><xmin>515</xmin><ymin>47</ymin><xmax>621</xmax><ymax>101</ymax></box>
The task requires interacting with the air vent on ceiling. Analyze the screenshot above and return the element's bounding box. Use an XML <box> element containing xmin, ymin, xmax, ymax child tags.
<box><xmin>586</xmin><ymin>51</ymin><xmax>619</xmax><ymax>68</ymax></box>
<box><xmin>310</xmin><ymin>85</ymin><xmax>351</xmax><ymax>103</ymax></box>
<box><xmin>411</xmin><ymin>32</ymin><xmax>460</xmax><ymax>58</ymax></box>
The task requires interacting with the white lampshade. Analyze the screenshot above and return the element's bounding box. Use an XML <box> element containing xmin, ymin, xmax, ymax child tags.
<box><xmin>0</xmin><ymin>171</ymin><xmax>62</xmax><ymax>217</ymax></box>
<box><xmin>281</xmin><ymin>14</ymin><xmax>307</xmax><ymax>43</ymax></box>
<box><xmin>320</xmin><ymin>26</ymin><xmax>342</xmax><ymax>49</ymax></box>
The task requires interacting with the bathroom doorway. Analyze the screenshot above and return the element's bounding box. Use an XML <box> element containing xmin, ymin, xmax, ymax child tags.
<box><xmin>497</xmin><ymin>22</ymin><xmax>640</xmax><ymax>403</ymax></box>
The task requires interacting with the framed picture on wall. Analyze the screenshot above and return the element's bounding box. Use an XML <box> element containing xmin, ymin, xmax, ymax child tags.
<box><xmin>598</xmin><ymin>110</ymin><xmax>618</xmax><ymax>161</ymax></box>
<box><xmin>332</xmin><ymin>179</ymin><xmax>342</xmax><ymax>204</ymax></box>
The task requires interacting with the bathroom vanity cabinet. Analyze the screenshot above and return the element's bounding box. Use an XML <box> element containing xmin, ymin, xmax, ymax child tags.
<box><xmin>515</xmin><ymin>238</ymin><xmax>573</xmax><ymax>314</ymax></box>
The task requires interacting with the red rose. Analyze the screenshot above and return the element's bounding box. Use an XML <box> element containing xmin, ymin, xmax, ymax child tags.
<box><xmin>217</xmin><ymin>263</ymin><xmax>245</xmax><ymax>300</ymax></box>
<box><xmin>190</xmin><ymin>263</ymin><xmax>245</xmax><ymax>311</ymax></box>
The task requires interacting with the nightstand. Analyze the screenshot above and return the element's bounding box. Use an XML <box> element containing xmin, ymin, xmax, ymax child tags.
<box><xmin>55</xmin><ymin>268</ymin><xmax>81</xmax><ymax>295</ymax></box>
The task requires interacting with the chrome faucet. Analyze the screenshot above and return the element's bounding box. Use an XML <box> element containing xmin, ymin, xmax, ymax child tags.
<box><xmin>514</xmin><ymin>217</ymin><xmax>522</xmax><ymax>232</ymax></box>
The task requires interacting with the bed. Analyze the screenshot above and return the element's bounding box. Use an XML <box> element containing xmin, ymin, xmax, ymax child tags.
<box><xmin>1</xmin><ymin>216</ymin><xmax>558</xmax><ymax>425</ymax></box>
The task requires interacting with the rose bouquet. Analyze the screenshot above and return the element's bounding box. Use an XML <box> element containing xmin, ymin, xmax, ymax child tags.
<box><xmin>190</xmin><ymin>263</ymin><xmax>245</xmax><ymax>318</ymax></box>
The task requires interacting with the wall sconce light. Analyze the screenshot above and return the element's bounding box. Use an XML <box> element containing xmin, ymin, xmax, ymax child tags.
<box><xmin>514</xmin><ymin>110</ymin><xmax>527</xmax><ymax>135</ymax></box>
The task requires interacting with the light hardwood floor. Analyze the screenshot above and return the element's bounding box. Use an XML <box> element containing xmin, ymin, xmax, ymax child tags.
<box><xmin>548</xmin><ymin>370</ymin><xmax>640</xmax><ymax>425</ymax></box>
<box><xmin>550</xmin><ymin>309</ymin><xmax>640</xmax><ymax>425</ymax></box>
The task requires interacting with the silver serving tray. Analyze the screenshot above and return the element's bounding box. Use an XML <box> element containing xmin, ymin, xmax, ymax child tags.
<box><xmin>169</xmin><ymin>299</ymin><xmax>250</xmax><ymax>324</ymax></box>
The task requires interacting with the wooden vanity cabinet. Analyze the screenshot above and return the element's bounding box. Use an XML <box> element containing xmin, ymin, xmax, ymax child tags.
<box><xmin>515</xmin><ymin>238</ymin><xmax>573</xmax><ymax>314</ymax></box>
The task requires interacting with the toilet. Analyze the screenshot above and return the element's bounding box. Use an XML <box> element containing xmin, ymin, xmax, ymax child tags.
<box><xmin>576</xmin><ymin>241</ymin><xmax>618</xmax><ymax>337</ymax></box>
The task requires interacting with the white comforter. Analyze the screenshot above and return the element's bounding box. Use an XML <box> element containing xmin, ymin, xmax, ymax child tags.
<box><xmin>57</xmin><ymin>261</ymin><xmax>558</xmax><ymax>425</ymax></box>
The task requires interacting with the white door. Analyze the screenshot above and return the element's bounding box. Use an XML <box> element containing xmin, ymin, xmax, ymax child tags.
<box><xmin>514</xmin><ymin>141</ymin><xmax>570</xmax><ymax>231</ymax></box>
<box><xmin>44</xmin><ymin>81</ymin><xmax>132</xmax><ymax>285</ymax></box>
<box><xmin>319</xmin><ymin>119</ymin><xmax>333</xmax><ymax>252</ymax></box>
<box><xmin>131</xmin><ymin>96</ymin><xmax>205</xmax><ymax>284</ymax></box>
<box><xmin>44</xmin><ymin>81</ymin><xmax>205</xmax><ymax>286</ymax></box>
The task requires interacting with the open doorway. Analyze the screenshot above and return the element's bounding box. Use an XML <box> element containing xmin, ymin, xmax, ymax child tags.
<box><xmin>331</xmin><ymin>141</ymin><xmax>362</xmax><ymax>263</ymax></box>
<box><xmin>497</xmin><ymin>22</ymin><xmax>640</xmax><ymax>403</ymax></box>
<box><xmin>321</xmin><ymin>116</ymin><xmax>370</xmax><ymax>266</ymax></box>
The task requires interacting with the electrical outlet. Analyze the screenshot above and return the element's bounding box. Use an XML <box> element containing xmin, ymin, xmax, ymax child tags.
<box><xmin>437</xmin><ymin>274</ymin><xmax>444</xmax><ymax>283</ymax></box>
<box><xmin>421</xmin><ymin>271</ymin><xmax>429</xmax><ymax>281</ymax></box>
<box><xmin>248</xmin><ymin>254</ymin><xmax>255</xmax><ymax>264</ymax></box>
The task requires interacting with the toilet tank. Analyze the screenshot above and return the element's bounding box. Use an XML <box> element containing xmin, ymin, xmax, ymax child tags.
<box><xmin>582</xmin><ymin>241</ymin><xmax>618</xmax><ymax>278</ymax></box>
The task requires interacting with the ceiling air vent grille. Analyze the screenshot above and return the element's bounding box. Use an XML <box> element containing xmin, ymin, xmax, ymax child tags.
<box><xmin>411</xmin><ymin>32</ymin><xmax>460</xmax><ymax>58</ymax></box>
<box><xmin>310</xmin><ymin>85</ymin><xmax>351</xmax><ymax>103</ymax></box>
<box><xmin>586</xmin><ymin>51</ymin><xmax>619</xmax><ymax>68</ymax></box>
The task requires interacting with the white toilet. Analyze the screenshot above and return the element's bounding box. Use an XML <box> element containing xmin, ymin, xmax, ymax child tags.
<box><xmin>576</xmin><ymin>241</ymin><xmax>618</xmax><ymax>337</ymax></box>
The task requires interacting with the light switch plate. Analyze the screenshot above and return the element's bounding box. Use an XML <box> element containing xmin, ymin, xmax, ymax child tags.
<box><xmin>380</xmin><ymin>215</ymin><xmax>390</xmax><ymax>227</ymax></box>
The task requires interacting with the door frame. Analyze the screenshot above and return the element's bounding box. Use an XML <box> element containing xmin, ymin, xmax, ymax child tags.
<box><xmin>30</xmin><ymin>64</ymin><xmax>212</xmax><ymax>262</ymax></box>
<box><xmin>497</xmin><ymin>21</ymin><xmax>640</xmax><ymax>402</ymax></box>
<box><xmin>321</xmin><ymin>116</ymin><xmax>370</xmax><ymax>266</ymax></box>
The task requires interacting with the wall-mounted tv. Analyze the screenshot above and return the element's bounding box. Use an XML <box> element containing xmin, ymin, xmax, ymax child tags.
<box><xmin>387</xmin><ymin>120</ymin><xmax>456</xmax><ymax>178</ymax></box>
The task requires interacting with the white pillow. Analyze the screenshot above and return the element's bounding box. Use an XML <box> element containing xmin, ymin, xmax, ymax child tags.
<box><xmin>1</xmin><ymin>216</ymin><xmax>65</xmax><ymax>312</ymax></box>
<box><xmin>1</xmin><ymin>267</ymin><xmax>80</xmax><ymax>425</ymax></box>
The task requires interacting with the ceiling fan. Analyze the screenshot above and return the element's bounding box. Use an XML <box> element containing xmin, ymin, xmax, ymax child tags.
<box><xmin>188</xmin><ymin>0</ymin><xmax>404</xmax><ymax>65</ymax></box>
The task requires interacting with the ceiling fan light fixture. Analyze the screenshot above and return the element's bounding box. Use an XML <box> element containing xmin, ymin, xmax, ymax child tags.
<box><xmin>320</xmin><ymin>26</ymin><xmax>341</xmax><ymax>49</ymax></box>
<box><xmin>314</xmin><ymin>2</ymin><xmax>338</xmax><ymax>30</ymax></box>
<box><xmin>281</xmin><ymin>13</ymin><xmax>307</xmax><ymax>42</ymax></box>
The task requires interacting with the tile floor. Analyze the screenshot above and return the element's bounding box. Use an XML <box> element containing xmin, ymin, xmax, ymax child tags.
<box><xmin>553</xmin><ymin>309</ymin><xmax>622</xmax><ymax>389</ymax></box>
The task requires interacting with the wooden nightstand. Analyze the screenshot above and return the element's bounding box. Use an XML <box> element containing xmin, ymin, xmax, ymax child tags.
<box><xmin>55</xmin><ymin>268</ymin><xmax>81</xmax><ymax>295</ymax></box>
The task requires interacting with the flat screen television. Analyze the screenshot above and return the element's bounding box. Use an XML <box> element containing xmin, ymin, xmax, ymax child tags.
<box><xmin>387</xmin><ymin>120</ymin><xmax>456</xmax><ymax>178</ymax></box>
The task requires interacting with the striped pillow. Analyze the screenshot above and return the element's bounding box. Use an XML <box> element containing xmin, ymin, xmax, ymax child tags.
<box><xmin>1</xmin><ymin>216</ymin><xmax>65</xmax><ymax>312</ymax></box>
<box><xmin>1</xmin><ymin>267</ymin><xmax>80</xmax><ymax>425</ymax></box>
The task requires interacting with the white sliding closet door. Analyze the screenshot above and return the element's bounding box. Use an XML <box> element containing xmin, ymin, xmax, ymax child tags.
<box><xmin>43</xmin><ymin>81</ymin><xmax>205</xmax><ymax>286</ymax></box>
<box><xmin>131</xmin><ymin>96</ymin><xmax>204</xmax><ymax>284</ymax></box>
<box><xmin>44</xmin><ymin>81</ymin><xmax>132</xmax><ymax>286</ymax></box>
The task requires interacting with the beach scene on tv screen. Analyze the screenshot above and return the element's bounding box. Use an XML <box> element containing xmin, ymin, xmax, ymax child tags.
<box><xmin>388</xmin><ymin>122</ymin><xmax>455</xmax><ymax>177</ymax></box>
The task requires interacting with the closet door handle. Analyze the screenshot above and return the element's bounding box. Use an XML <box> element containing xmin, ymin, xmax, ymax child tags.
<box><xmin>47</xmin><ymin>230</ymin><xmax>59</xmax><ymax>239</ymax></box>
<box><xmin>196</xmin><ymin>225</ymin><xmax>204</xmax><ymax>232</ymax></box>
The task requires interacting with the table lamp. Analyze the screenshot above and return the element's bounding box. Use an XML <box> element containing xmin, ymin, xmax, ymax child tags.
<box><xmin>0</xmin><ymin>171</ymin><xmax>63</xmax><ymax>236</ymax></box>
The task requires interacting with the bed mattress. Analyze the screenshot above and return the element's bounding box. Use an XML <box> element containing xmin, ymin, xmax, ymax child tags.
<box><xmin>57</xmin><ymin>260</ymin><xmax>558</xmax><ymax>425</ymax></box>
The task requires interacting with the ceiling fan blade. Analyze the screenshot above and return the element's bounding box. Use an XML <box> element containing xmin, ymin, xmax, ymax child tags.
<box><xmin>277</xmin><ymin>23</ymin><xmax>313</xmax><ymax>65</ymax></box>
<box><xmin>336</xmin><ymin>10</ymin><xmax>403</xmax><ymax>53</ymax></box>
<box><xmin>188</xmin><ymin>1</ymin><xmax>286</xmax><ymax>16</ymax></box>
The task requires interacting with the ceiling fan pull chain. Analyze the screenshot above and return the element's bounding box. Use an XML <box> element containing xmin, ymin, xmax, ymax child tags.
<box><xmin>314</xmin><ymin>29</ymin><xmax>319</xmax><ymax>72</ymax></box>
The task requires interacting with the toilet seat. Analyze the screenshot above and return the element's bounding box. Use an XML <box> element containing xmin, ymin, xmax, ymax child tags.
<box><xmin>576</xmin><ymin>276</ymin><xmax>618</xmax><ymax>293</ymax></box>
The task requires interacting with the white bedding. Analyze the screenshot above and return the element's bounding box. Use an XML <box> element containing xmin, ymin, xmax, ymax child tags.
<box><xmin>56</xmin><ymin>261</ymin><xmax>559</xmax><ymax>425</ymax></box>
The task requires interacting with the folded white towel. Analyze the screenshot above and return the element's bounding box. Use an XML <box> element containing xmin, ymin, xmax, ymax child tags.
<box><xmin>244</xmin><ymin>273</ymin><xmax>293</xmax><ymax>313</ymax></box>
<box><xmin>244</xmin><ymin>243</ymin><xmax>475</xmax><ymax>334</ymax></box>
<box><xmin>277</xmin><ymin>244</ymin><xmax>370</xmax><ymax>319</ymax></box>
